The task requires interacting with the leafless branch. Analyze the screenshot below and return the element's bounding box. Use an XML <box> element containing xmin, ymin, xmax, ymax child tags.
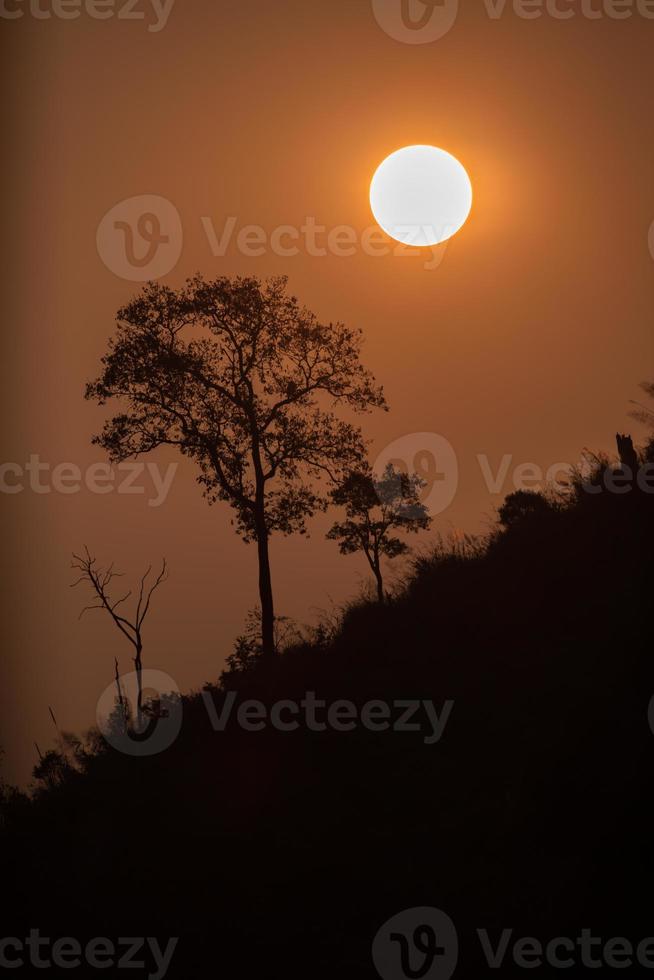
<box><xmin>71</xmin><ymin>548</ymin><xmax>169</xmax><ymax>715</ymax></box>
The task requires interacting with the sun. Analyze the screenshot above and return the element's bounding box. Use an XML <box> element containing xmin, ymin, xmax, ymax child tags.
<box><xmin>370</xmin><ymin>145</ymin><xmax>473</xmax><ymax>248</ymax></box>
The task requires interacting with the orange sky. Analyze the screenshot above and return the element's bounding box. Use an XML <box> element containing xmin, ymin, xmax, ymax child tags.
<box><xmin>2</xmin><ymin>0</ymin><xmax>653</xmax><ymax>784</ymax></box>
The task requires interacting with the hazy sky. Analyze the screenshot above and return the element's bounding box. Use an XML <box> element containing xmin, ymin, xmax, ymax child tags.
<box><xmin>2</xmin><ymin>0</ymin><xmax>653</xmax><ymax>785</ymax></box>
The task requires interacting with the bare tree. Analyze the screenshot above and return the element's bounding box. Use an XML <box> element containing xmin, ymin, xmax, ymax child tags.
<box><xmin>85</xmin><ymin>275</ymin><xmax>386</xmax><ymax>658</ymax></box>
<box><xmin>71</xmin><ymin>547</ymin><xmax>167</xmax><ymax>720</ymax></box>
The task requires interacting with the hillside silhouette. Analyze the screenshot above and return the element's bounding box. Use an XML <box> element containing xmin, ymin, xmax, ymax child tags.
<box><xmin>2</xmin><ymin>435</ymin><xmax>653</xmax><ymax>978</ymax></box>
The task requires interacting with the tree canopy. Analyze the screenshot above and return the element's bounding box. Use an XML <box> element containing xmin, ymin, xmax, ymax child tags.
<box><xmin>328</xmin><ymin>464</ymin><xmax>430</xmax><ymax>602</ymax></box>
<box><xmin>86</xmin><ymin>275</ymin><xmax>386</xmax><ymax>655</ymax></box>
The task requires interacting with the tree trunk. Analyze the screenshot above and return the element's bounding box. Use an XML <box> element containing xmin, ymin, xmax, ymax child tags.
<box><xmin>373</xmin><ymin>561</ymin><xmax>385</xmax><ymax>605</ymax></box>
<box><xmin>251</xmin><ymin>425</ymin><xmax>275</xmax><ymax>659</ymax></box>
<box><xmin>255</xmin><ymin>512</ymin><xmax>276</xmax><ymax>658</ymax></box>
<box><xmin>364</xmin><ymin>544</ymin><xmax>385</xmax><ymax>605</ymax></box>
<box><xmin>134</xmin><ymin>641</ymin><xmax>144</xmax><ymax>727</ymax></box>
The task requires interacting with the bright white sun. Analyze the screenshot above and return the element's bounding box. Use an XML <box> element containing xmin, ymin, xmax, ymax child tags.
<box><xmin>370</xmin><ymin>145</ymin><xmax>473</xmax><ymax>248</ymax></box>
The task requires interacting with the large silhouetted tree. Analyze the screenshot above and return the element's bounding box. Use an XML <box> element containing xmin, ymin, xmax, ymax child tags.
<box><xmin>85</xmin><ymin>276</ymin><xmax>386</xmax><ymax>658</ymax></box>
<box><xmin>327</xmin><ymin>464</ymin><xmax>430</xmax><ymax>603</ymax></box>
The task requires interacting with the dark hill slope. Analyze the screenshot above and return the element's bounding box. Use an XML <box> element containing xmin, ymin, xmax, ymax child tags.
<box><xmin>3</xmin><ymin>485</ymin><xmax>653</xmax><ymax>978</ymax></box>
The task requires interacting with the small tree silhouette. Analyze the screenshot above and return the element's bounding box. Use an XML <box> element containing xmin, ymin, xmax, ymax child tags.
<box><xmin>327</xmin><ymin>464</ymin><xmax>431</xmax><ymax>603</ymax></box>
<box><xmin>85</xmin><ymin>276</ymin><xmax>386</xmax><ymax>658</ymax></box>
<box><xmin>630</xmin><ymin>379</ymin><xmax>654</xmax><ymax>462</ymax></box>
<box><xmin>221</xmin><ymin>608</ymin><xmax>302</xmax><ymax>683</ymax></box>
<box><xmin>498</xmin><ymin>490</ymin><xmax>554</xmax><ymax>528</ymax></box>
<box><xmin>32</xmin><ymin>750</ymin><xmax>71</xmax><ymax>791</ymax></box>
<box><xmin>71</xmin><ymin>547</ymin><xmax>167</xmax><ymax>722</ymax></box>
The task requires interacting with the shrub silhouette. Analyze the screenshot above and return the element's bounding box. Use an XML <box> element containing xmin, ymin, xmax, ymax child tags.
<box><xmin>629</xmin><ymin>379</ymin><xmax>654</xmax><ymax>463</ymax></box>
<box><xmin>498</xmin><ymin>489</ymin><xmax>556</xmax><ymax>528</ymax></box>
<box><xmin>327</xmin><ymin>464</ymin><xmax>431</xmax><ymax>603</ymax></box>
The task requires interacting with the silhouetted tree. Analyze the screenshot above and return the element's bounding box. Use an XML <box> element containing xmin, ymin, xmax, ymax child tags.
<box><xmin>221</xmin><ymin>609</ymin><xmax>302</xmax><ymax>683</ymax></box>
<box><xmin>327</xmin><ymin>464</ymin><xmax>430</xmax><ymax>603</ymax></box>
<box><xmin>0</xmin><ymin>749</ymin><xmax>28</xmax><ymax>829</ymax></box>
<box><xmin>71</xmin><ymin>547</ymin><xmax>167</xmax><ymax>720</ymax></box>
<box><xmin>498</xmin><ymin>490</ymin><xmax>554</xmax><ymax>528</ymax></box>
<box><xmin>630</xmin><ymin>379</ymin><xmax>654</xmax><ymax>462</ymax></box>
<box><xmin>32</xmin><ymin>750</ymin><xmax>71</xmax><ymax>791</ymax></box>
<box><xmin>85</xmin><ymin>276</ymin><xmax>386</xmax><ymax>657</ymax></box>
